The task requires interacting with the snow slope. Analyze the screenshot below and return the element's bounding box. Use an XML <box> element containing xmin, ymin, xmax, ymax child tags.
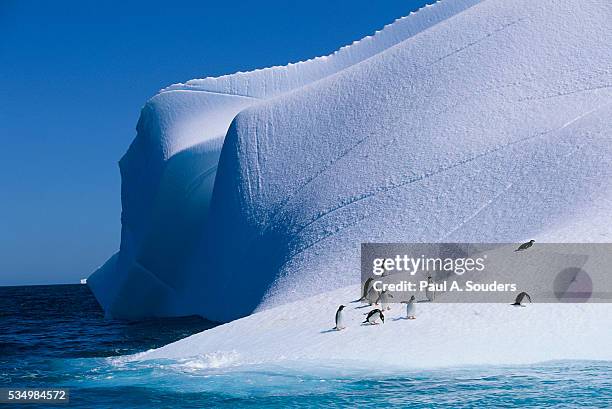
<box><xmin>90</xmin><ymin>0</ymin><xmax>612</xmax><ymax>324</ymax></box>
<box><xmin>88</xmin><ymin>0</ymin><xmax>481</xmax><ymax>318</ymax></box>
<box><xmin>187</xmin><ymin>0</ymin><xmax>612</xmax><ymax>321</ymax></box>
<box><xmin>137</xmin><ymin>285</ymin><xmax>612</xmax><ymax>367</ymax></box>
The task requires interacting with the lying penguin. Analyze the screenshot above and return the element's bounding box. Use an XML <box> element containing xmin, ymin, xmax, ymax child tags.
<box><xmin>334</xmin><ymin>305</ymin><xmax>346</xmax><ymax>330</ymax></box>
<box><xmin>512</xmin><ymin>291</ymin><xmax>532</xmax><ymax>306</ymax></box>
<box><xmin>363</xmin><ymin>308</ymin><xmax>385</xmax><ymax>325</ymax></box>
<box><xmin>515</xmin><ymin>240</ymin><xmax>535</xmax><ymax>252</ymax></box>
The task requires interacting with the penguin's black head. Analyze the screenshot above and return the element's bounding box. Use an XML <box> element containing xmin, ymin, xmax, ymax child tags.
<box><xmin>339</xmin><ymin>305</ymin><xmax>345</xmax><ymax>310</ymax></box>
<box><xmin>410</xmin><ymin>295</ymin><xmax>415</xmax><ymax>301</ymax></box>
<box><xmin>530</xmin><ymin>239</ymin><xmax>535</xmax><ymax>243</ymax></box>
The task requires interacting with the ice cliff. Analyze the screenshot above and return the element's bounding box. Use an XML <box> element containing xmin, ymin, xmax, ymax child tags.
<box><xmin>89</xmin><ymin>0</ymin><xmax>612</xmax><ymax>323</ymax></box>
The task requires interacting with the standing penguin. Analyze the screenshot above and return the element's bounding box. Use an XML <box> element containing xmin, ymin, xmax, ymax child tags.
<box><xmin>334</xmin><ymin>305</ymin><xmax>346</xmax><ymax>330</ymax></box>
<box><xmin>402</xmin><ymin>295</ymin><xmax>416</xmax><ymax>319</ymax></box>
<box><xmin>512</xmin><ymin>292</ymin><xmax>532</xmax><ymax>306</ymax></box>
<box><xmin>358</xmin><ymin>277</ymin><xmax>375</xmax><ymax>302</ymax></box>
<box><xmin>363</xmin><ymin>309</ymin><xmax>385</xmax><ymax>325</ymax></box>
<box><xmin>375</xmin><ymin>290</ymin><xmax>394</xmax><ymax>310</ymax></box>
<box><xmin>515</xmin><ymin>240</ymin><xmax>535</xmax><ymax>252</ymax></box>
<box><xmin>366</xmin><ymin>280</ymin><xmax>381</xmax><ymax>305</ymax></box>
<box><xmin>425</xmin><ymin>275</ymin><xmax>436</xmax><ymax>302</ymax></box>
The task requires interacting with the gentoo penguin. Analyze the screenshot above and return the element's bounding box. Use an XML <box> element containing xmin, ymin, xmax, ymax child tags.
<box><xmin>425</xmin><ymin>275</ymin><xmax>436</xmax><ymax>302</ymax></box>
<box><xmin>401</xmin><ymin>295</ymin><xmax>416</xmax><ymax>319</ymax></box>
<box><xmin>334</xmin><ymin>305</ymin><xmax>346</xmax><ymax>330</ymax></box>
<box><xmin>375</xmin><ymin>290</ymin><xmax>394</xmax><ymax>310</ymax></box>
<box><xmin>512</xmin><ymin>292</ymin><xmax>532</xmax><ymax>306</ymax></box>
<box><xmin>363</xmin><ymin>309</ymin><xmax>385</xmax><ymax>325</ymax></box>
<box><xmin>515</xmin><ymin>240</ymin><xmax>535</xmax><ymax>252</ymax></box>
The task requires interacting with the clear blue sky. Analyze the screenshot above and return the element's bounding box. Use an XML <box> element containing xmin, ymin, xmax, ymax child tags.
<box><xmin>0</xmin><ymin>0</ymin><xmax>431</xmax><ymax>286</ymax></box>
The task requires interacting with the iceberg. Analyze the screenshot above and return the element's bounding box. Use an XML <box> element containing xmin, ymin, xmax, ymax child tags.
<box><xmin>88</xmin><ymin>0</ymin><xmax>482</xmax><ymax>319</ymax></box>
<box><xmin>90</xmin><ymin>0</ymin><xmax>612</xmax><ymax>330</ymax></box>
<box><xmin>136</xmin><ymin>285</ymin><xmax>612</xmax><ymax>367</ymax></box>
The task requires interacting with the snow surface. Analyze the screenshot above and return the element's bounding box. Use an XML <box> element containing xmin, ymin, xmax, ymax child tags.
<box><xmin>91</xmin><ymin>0</ymin><xmax>612</xmax><ymax>329</ymax></box>
<box><xmin>89</xmin><ymin>0</ymin><xmax>481</xmax><ymax>319</ymax></box>
<box><xmin>137</xmin><ymin>285</ymin><xmax>612</xmax><ymax>368</ymax></box>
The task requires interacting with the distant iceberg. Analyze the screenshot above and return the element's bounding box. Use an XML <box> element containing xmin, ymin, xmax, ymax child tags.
<box><xmin>89</xmin><ymin>0</ymin><xmax>612</xmax><ymax>324</ymax></box>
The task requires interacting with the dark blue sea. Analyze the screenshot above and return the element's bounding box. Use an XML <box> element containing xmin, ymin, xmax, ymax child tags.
<box><xmin>1</xmin><ymin>284</ymin><xmax>611</xmax><ymax>408</ymax></box>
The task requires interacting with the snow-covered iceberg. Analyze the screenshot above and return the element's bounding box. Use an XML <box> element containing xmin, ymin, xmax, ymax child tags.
<box><xmin>90</xmin><ymin>0</ymin><xmax>612</xmax><ymax>326</ymax></box>
<box><xmin>136</xmin><ymin>285</ymin><xmax>612</xmax><ymax>367</ymax></box>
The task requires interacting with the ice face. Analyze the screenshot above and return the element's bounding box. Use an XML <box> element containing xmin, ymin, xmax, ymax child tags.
<box><xmin>89</xmin><ymin>0</ymin><xmax>612</xmax><ymax>322</ymax></box>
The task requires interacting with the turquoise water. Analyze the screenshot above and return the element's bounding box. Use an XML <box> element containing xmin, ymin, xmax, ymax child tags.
<box><xmin>2</xmin><ymin>285</ymin><xmax>611</xmax><ymax>408</ymax></box>
<box><xmin>11</xmin><ymin>358</ymin><xmax>612</xmax><ymax>408</ymax></box>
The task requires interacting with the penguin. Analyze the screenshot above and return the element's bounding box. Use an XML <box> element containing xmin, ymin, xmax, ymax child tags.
<box><xmin>334</xmin><ymin>305</ymin><xmax>346</xmax><ymax>330</ymax></box>
<box><xmin>515</xmin><ymin>240</ymin><xmax>535</xmax><ymax>252</ymax></box>
<box><xmin>375</xmin><ymin>290</ymin><xmax>394</xmax><ymax>310</ymax></box>
<box><xmin>357</xmin><ymin>277</ymin><xmax>374</xmax><ymax>302</ymax></box>
<box><xmin>363</xmin><ymin>309</ymin><xmax>385</xmax><ymax>325</ymax></box>
<box><xmin>401</xmin><ymin>295</ymin><xmax>416</xmax><ymax>319</ymax></box>
<box><xmin>512</xmin><ymin>291</ymin><xmax>532</xmax><ymax>306</ymax></box>
<box><xmin>366</xmin><ymin>280</ymin><xmax>381</xmax><ymax>305</ymax></box>
<box><xmin>425</xmin><ymin>275</ymin><xmax>436</xmax><ymax>302</ymax></box>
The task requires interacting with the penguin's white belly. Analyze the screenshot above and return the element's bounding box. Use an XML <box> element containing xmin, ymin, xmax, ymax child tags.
<box><xmin>336</xmin><ymin>312</ymin><xmax>344</xmax><ymax>328</ymax></box>
<box><xmin>380</xmin><ymin>294</ymin><xmax>390</xmax><ymax>308</ymax></box>
<box><xmin>406</xmin><ymin>302</ymin><xmax>415</xmax><ymax>317</ymax></box>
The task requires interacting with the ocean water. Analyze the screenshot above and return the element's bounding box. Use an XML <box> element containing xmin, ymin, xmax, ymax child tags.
<box><xmin>1</xmin><ymin>285</ymin><xmax>611</xmax><ymax>408</ymax></box>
